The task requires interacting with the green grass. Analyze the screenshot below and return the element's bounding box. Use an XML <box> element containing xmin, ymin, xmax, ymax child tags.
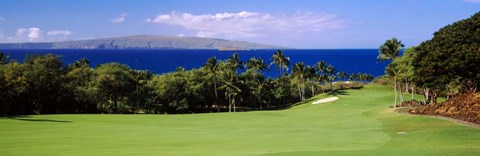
<box><xmin>1</xmin><ymin>85</ymin><xmax>479</xmax><ymax>156</ymax></box>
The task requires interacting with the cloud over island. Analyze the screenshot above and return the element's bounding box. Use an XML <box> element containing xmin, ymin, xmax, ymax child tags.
<box><xmin>111</xmin><ymin>13</ymin><xmax>128</xmax><ymax>23</ymax></box>
<box><xmin>146</xmin><ymin>11</ymin><xmax>346</xmax><ymax>38</ymax></box>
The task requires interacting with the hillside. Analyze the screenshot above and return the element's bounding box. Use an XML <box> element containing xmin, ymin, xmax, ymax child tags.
<box><xmin>0</xmin><ymin>35</ymin><xmax>286</xmax><ymax>50</ymax></box>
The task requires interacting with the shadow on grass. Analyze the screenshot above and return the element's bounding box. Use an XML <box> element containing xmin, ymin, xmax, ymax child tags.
<box><xmin>268</xmin><ymin>98</ymin><xmax>318</xmax><ymax>110</ymax></box>
<box><xmin>6</xmin><ymin>116</ymin><xmax>72</xmax><ymax>123</ymax></box>
<box><xmin>14</xmin><ymin>118</ymin><xmax>72</xmax><ymax>123</ymax></box>
<box><xmin>268</xmin><ymin>88</ymin><xmax>362</xmax><ymax>111</ymax></box>
<box><xmin>327</xmin><ymin>90</ymin><xmax>350</xmax><ymax>96</ymax></box>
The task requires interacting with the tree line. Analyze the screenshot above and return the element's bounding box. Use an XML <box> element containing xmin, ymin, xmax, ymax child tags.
<box><xmin>379</xmin><ymin>11</ymin><xmax>480</xmax><ymax>107</ymax></box>
<box><xmin>0</xmin><ymin>50</ymin><xmax>373</xmax><ymax>116</ymax></box>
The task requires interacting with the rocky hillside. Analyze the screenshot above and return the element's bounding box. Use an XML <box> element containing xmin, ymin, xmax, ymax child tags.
<box><xmin>409</xmin><ymin>94</ymin><xmax>480</xmax><ymax>125</ymax></box>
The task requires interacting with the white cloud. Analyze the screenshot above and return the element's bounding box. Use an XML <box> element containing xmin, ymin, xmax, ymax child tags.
<box><xmin>146</xmin><ymin>11</ymin><xmax>346</xmax><ymax>38</ymax></box>
<box><xmin>15</xmin><ymin>27</ymin><xmax>43</xmax><ymax>41</ymax></box>
<box><xmin>28</xmin><ymin>28</ymin><xmax>42</xmax><ymax>41</ymax></box>
<box><xmin>465</xmin><ymin>0</ymin><xmax>480</xmax><ymax>3</ymax></box>
<box><xmin>111</xmin><ymin>13</ymin><xmax>128</xmax><ymax>23</ymax></box>
<box><xmin>16</xmin><ymin>28</ymin><xmax>27</xmax><ymax>37</ymax></box>
<box><xmin>47</xmin><ymin>30</ymin><xmax>72</xmax><ymax>36</ymax></box>
<box><xmin>8</xmin><ymin>28</ymin><xmax>74</xmax><ymax>42</ymax></box>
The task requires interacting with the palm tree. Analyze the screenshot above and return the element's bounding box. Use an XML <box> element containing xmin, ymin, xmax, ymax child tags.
<box><xmin>377</xmin><ymin>37</ymin><xmax>404</xmax><ymax>62</ymax></box>
<box><xmin>315</xmin><ymin>61</ymin><xmax>327</xmax><ymax>74</ymax></box>
<box><xmin>325</xmin><ymin>65</ymin><xmax>336</xmax><ymax>91</ymax></box>
<box><xmin>306</xmin><ymin>65</ymin><xmax>317</xmax><ymax>97</ymax></box>
<box><xmin>315</xmin><ymin>61</ymin><xmax>328</xmax><ymax>91</ymax></box>
<box><xmin>386</xmin><ymin>63</ymin><xmax>401</xmax><ymax>109</ymax></box>
<box><xmin>271</xmin><ymin>50</ymin><xmax>290</xmax><ymax>105</ymax></box>
<box><xmin>338</xmin><ymin>71</ymin><xmax>348</xmax><ymax>81</ymax></box>
<box><xmin>253</xmin><ymin>80</ymin><xmax>267</xmax><ymax>109</ymax></box>
<box><xmin>246</xmin><ymin>57</ymin><xmax>268</xmax><ymax>109</ymax></box>
<box><xmin>203</xmin><ymin>57</ymin><xmax>220</xmax><ymax>111</ymax></box>
<box><xmin>349</xmin><ymin>73</ymin><xmax>355</xmax><ymax>81</ymax></box>
<box><xmin>378</xmin><ymin>38</ymin><xmax>404</xmax><ymax>108</ymax></box>
<box><xmin>227</xmin><ymin>53</ymin><xmax>244</xmax><ymax>74</ymax></box>
<box><xmin>292</xmin><ymin>62</ymin><xmax>307</xmax><ymax>101</ymax></box>
<box><xmin>246</xmin><ymin>57</ymin><xmax>268</xmax><ymax>78</ymax></box>
<box><xmin>271</xmin><ymin>50</ymin><xmax>290</xmax><ymax>77</ymax></box>
<box><xmin>219</xmin><ymin>69</ymin><xmax>242</xmax><ymax>112</ymax></box>
<box><xmin>0</xmin><ymin>52</ymin><xmax>9</xmax><ymax>65</ymax></box>
<box><xmin>318</xmin><ymin>73</ymin><xmax>328</xmax><ymax>93</ymax></box>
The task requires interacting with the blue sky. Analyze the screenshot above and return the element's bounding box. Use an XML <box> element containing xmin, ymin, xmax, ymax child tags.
<box><xmin>0</xmin><ymin>0</ymin><xmax>478</xmax><ymax>48</ymax></box>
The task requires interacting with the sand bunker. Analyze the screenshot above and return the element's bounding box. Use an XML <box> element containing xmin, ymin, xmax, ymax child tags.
<box><xmin>312</xmin><ymin>97</ymin><xmax>339</xmax><ymax>104</ymax></box>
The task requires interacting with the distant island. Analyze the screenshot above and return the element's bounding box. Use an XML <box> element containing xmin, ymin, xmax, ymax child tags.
<box><xmin>0</xmin><ymin>35</ymin><xmax>287</xmax><ymax>50</ymax></box>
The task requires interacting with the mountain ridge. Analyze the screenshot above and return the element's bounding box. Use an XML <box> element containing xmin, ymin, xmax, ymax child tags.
<box><xmin>0</xmin><ymin>35</ymin><xmax>287</xmax><ymax>50</ymax></box>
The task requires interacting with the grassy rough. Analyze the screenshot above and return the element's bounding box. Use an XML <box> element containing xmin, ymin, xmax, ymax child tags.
<box><xmin>1</xmin><ymin>85</ymin><xmax>479</xmax><ymax>156</ymax></box>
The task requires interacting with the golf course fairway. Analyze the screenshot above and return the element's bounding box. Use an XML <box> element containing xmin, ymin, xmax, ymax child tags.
<box><xmin>1</xmin><ymin>85</ymin><xmax>479</xmax><ymax>155</ymax></box>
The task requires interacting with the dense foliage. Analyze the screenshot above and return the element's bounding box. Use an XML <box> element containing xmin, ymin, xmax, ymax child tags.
<box><xmin>0</xmin><ymin>51</ymin><xmax>373</xmax><ymax>115</ymax></box>
<box><xmin>380</xmin><ymin>11</ymin><xmax>480</xmax><ymax>105</ymax></box>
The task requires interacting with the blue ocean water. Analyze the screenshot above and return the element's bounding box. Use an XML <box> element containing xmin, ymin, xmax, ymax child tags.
<box><xmin>0</xmin><ymin>49</ymin><xmax>388</xmax><ymax>77</ymax></box>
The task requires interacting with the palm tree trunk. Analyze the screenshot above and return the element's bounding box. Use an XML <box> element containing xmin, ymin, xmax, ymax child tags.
<box><xmin>311</xmin><ymin>85</ymin><xmax>315</xmax><ymax>97</ymax></box>
<box><xmin>321</xmin><ymin>83</ymin><xmax>325</xmax><ymax>93</ymax></box>
<box><xmin>228</xmin><ymin>95</ymin><xmax>232</xmax><ymax>112</ymax></box>
<box><xmin>405</xmin><ymin>82</ymin><xmax>409</xmax><ymax>94</ymax></box>
<box><xmin>214</xmin><ymin>76</ymin><xmax>219</xmax><ymax>112</ymax></box>
<box><xmin>302</xmin><ymin>83</ymin><xmax>306</xmax><ymax>101</ymax></box>
<box><xmin>430</xmin><ymin>92</ymin><xmax>437</xmax><ymax>104</ymax></box>
<box><xmin>424</xmin><ymin>88</ymin><xmax>429</xmax><ymax>104</ymax></box>
<box><xmin>233</xmin><ymin>100</ymin><xmax>236</xmax><ymax>112</ymax></box>
<box><xmin>411</xmin><ymin>85</ymin><xmax>414</xmax><ymax>100</ymax></box>
<box><xmin>394</xmin><ymin>77</ymin><xmax>397</xmax><ymax>109</ymax></box>
<box><xmin>298</xmin><ymin>84</ymin><xmax>302</xmax><ymax>101</ymax></box>
<box><xmin>330</xmin><ymin>82</ymin><xmax>333</xmax><ymax>92</ymax></box>
<box><xmin>113</xmin><ymin>97</ymin><xmax>118</xmax><ymax>113</ymax></box>
<box><xmin>258</xmin><ymin>96</ymin><xmax>262</xmax><ymax>109</ymax></box>
<box><xmin>399</xmin><ymin>83</ymin><xmax>404</xmax><ymax>106</ymax></box>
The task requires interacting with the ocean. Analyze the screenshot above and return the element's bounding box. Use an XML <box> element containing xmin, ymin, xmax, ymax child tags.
<box><xmin>0</xmin><ymin>49</ymin><xmax>388</xmax><ymax>77</ymax></box>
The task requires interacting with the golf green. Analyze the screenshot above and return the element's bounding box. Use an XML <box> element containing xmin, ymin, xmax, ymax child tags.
<box><xmin>1</xmin><ymin>85</ymin><xmax>479</xmax><ymax>155</ymax></box>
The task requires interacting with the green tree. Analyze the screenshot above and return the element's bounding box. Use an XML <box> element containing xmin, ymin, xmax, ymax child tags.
<box><xmin>23</xmin><ymin>54</ymin><xmax>66</xmax><ymax>114</ymax></box>
<box><xmin>1</xmin><ymin>61</ymin><xmax>28</xmax><ymax>115</ymax></box>
<box><xmin>412</xmin><ymin>12</ymin><xmax>480</xmax><ymax>104</ymax></box>
<box><xmin>65</xmin><ymin>58</ymin><xmax>97</xmax><ymax>113</ymax></box>
<box><xmin>148</xmin><ymin>71</ymin><xmax>190</xmax><ymax>113</ymax></box>
<box><xmin>94</xmin><ymin>63</ymin><xmax>136</xmax><ymax>113</ymax></box>
<box><xmin>129</xmin><ymin>70</ymin><xmax>154</xmax><ymax>113</ymax></box>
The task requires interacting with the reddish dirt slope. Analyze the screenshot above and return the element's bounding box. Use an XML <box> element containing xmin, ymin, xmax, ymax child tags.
<box><xmin>409</xmin><ymin>94</ymin><xmax>480</xmax><ymax>124</ymax></box>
